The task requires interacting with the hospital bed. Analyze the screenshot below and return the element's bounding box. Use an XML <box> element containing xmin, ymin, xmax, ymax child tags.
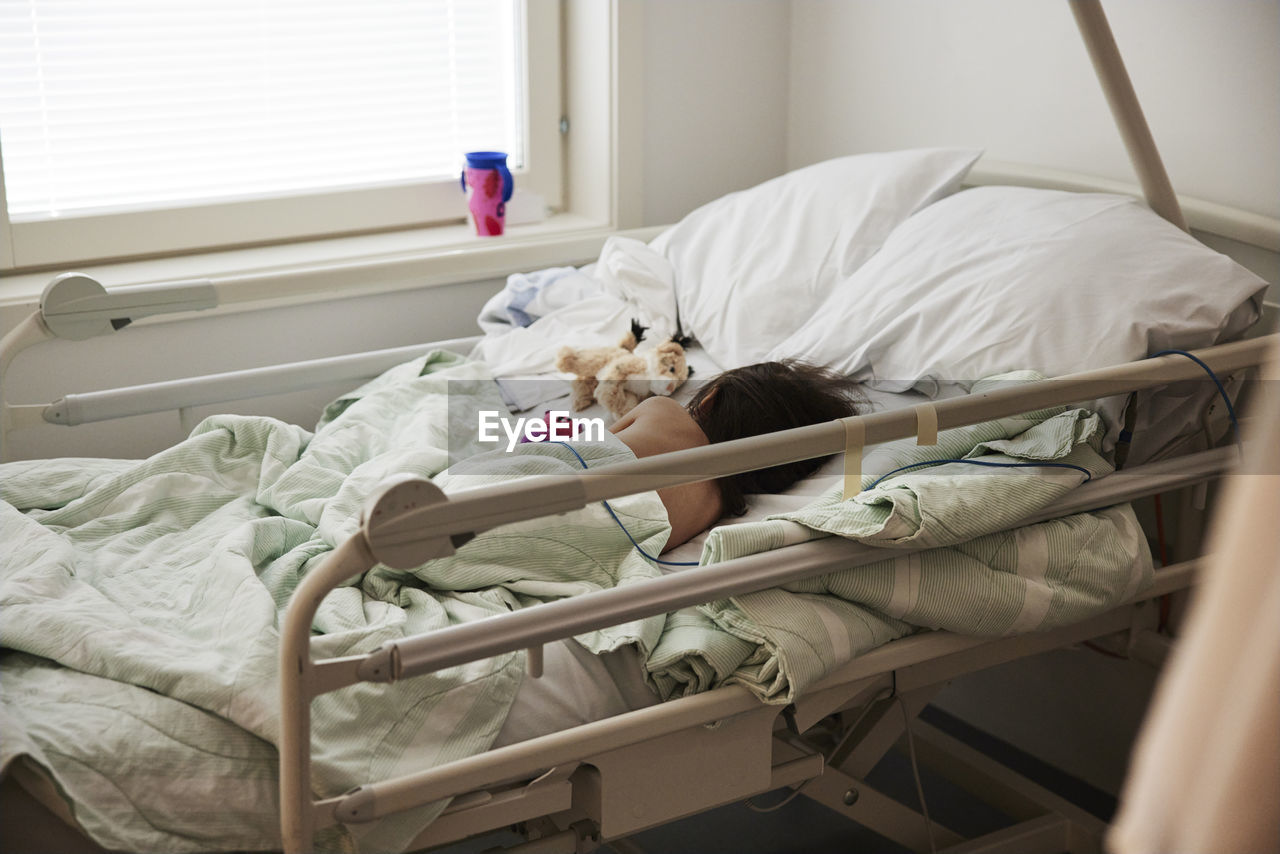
<box><xmin>2</xmin><ymin>259</ymin><xmax>1275</xmax><ymax>854</ymax></box>
<box><xmin>2</xmin><ymin>3</ymin><xmax>1279</xmax><ymax>854</ymax></box>
<box><xmin>1</xmin><ymin>331</ymin><xmax>1274</xmax><ymax>854</ymax></box>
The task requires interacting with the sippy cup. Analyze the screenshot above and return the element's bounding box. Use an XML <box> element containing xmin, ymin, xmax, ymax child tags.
<box><xmin>460</xmin><ymin>151</ymin><xmax>514</xmax><ymax>236</ymax></box>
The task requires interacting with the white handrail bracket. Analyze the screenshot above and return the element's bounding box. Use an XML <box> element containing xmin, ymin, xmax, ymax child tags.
<box><xmin>362</xmin><ymin>476</ymin><xmax>459</xmax><ymax>569</ymax></box>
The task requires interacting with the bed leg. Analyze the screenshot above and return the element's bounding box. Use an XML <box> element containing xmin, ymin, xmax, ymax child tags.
<box><xmin>902</xmin><ymin>721</ymin><xmax>1106</xmax><ymax>853</ymax></box>
<box><xmin>775</xmin><ymin>736</ymin><xmax>964</xmax><ymax>852</ymax></box>
<box><xmin>505</xmin><ymin>819</ymin><xmax>602</xmax><ymax>854</ymax></box>
<box><xmin>1171</xmin><ymin>484</ymin><xmax>1208</xmax><ymax>564</ymax></box>
<box><xmin>0</xmin><ymin>312</ymin><xmax>55</xmax><ymax>463</ymax></box>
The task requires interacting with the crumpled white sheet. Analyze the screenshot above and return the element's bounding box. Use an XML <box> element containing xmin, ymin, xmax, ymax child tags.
<box><xmin>476</xmin><ymin>266</ymin><xmax>599</xmax><ymax>335</ymax></box>
<box><xmin>470</xmin><ymin>235</ymin><xmax>680</xmax><ymax>379</ymax></box>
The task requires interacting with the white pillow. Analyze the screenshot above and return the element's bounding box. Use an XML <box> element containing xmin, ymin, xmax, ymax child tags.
<box><xmin>769</xmin><ymin>186</ymin><xmax>1267</xmax><ymax>400</ymax></box>
<box><xmin>650</xmin><ymin>148</ymin><xmax>983</xmax><ymax>368</ymax></box>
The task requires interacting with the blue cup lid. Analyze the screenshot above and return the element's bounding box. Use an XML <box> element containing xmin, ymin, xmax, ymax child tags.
<box><xmin>464</xmin><ymin>151</ymin><xmax>509</xmax><ymax>169</ymax></box>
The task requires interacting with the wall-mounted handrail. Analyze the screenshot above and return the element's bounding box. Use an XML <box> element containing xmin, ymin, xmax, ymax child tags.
<box><xmin>965</xmin><ymin>160</ymin><xmax>1280</xmax><ymax>252</ymax></box>
<box><xmin>40</xmin><ymin>337</ymin><xmax>480</xmax><ymax>427</ymax></box>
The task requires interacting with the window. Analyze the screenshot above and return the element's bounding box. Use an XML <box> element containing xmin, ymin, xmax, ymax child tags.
<box><xmin>0</xmin><ymin>0</ymin><xmax>562</xmax><ymax>269</ymax></box>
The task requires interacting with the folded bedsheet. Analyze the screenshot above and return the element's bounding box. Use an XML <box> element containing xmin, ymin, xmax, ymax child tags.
<box><xmin>647</xmin><ymin>372</ymin><xmax>1153</xmax><ymax>702</ymax></box>
<box><xmin>0</xmin><ymin>351</ymin><xmax>669</xmax><ymax>854</ymax></box>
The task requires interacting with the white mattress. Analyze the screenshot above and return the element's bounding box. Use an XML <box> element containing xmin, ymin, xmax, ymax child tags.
<box><xmin>495</xmin><ymin>349</ymin><xmax>941</xmax><ymax>746</ymax></box>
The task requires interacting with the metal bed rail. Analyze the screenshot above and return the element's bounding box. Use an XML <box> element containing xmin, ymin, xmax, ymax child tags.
<box><xmin>0</xmin><ymin>296</ymin><xmax>481</xmax><ymax>459</ymax></box>
<box><xmin>348</xmin><ymin>336</ymin><xmax>1274</xmax><ymax>573</ymax></box>
<box><xmin>401</xmin><ymin>558</ymin><xmax>1201</xmax><ymax>854</ymax></box>
<box><xmin>39</xmin><ymin>336</ymin><xmax>480</xmax><ymax>428</ymax></box>
<box><xmin>282</xmin><ymin>457</ymin><xmax>1219</xmax><ymax>852</ymax></box>
<box><xmin>278</xmin><ymin>333</ymin><xmax>1275</xmax><ymax>852</ymax></box>
<box><xmin>341</xmin><ymin>447</ymin><xmax>1234</xmax><ymax>689</ymax></box>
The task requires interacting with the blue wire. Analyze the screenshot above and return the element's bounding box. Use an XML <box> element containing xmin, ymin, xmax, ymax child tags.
<box><xmin>865</xmin><ymin>458</ymin><xmax>1094</xmax><ymax>491</ymax></box>
<box><xmin>550</xmin><ymin>441</ymin><xmax>700</xmax><ymax>567</ymax></box>
<box><xmin>1149</xmin><ymin>348</ymin><xmax>1243</xmax><ymax>455</ymax></box>
<box><xmin>863</xmin><ymin>348</ymin><xmax>1245</xmax><ymax>489</ymax></box>
<box><xmin>555</xmin><ymin>348</ymin><xmax>1241</xmax><ymax>560</ymax></box>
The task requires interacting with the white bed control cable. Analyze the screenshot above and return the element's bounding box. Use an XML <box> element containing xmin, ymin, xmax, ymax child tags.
<box><xmin>898</xmin><ymin>694</ymin><xmax>938</xmax><ymax>854</ymax></box>
<box><xmin>551</xmin><ymin>442</ymin><xmax>700</xmax><ymax>567</ymax></box>
<box><xmin>744</xmin><ymin>688</ymin><xmax>892</xmax><ymax>814</ymax></box>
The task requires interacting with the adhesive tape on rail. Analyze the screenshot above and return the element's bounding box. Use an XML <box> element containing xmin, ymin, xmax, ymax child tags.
<box><xmin>842</xmin><ymin>417</ymin><xmax>865</xmax><ymax>500</ymax></box>
<box><xmin>915</xmin><ymin>403</ymin><xmax>939</xmax><ymax>446</ymax></box>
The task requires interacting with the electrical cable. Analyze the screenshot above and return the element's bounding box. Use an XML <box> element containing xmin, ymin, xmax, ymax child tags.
<box><xmin>555</xmin><ymin>350</ymin><xmax>1239</xmax><ymax>571</ymax></box>
<box><xmin>551</xmin><ymin>441</ymin><xmax>700</xmax><ymax>567</ymax></box>
<box><xmin>1150</xmin><ymin>348</ymin><xmax>1242</xmax><ymax>454</ymax></box>
<box><xmin>1145</xmin><ymin>349</ymin><xmax>1243</xmax><ymax>633</ymax></box>
<box><xmin>1151</xmin><ymin>494</ymin><xmax>1171</xmax><ymax>568</ymax></box>
<box><xmin>865</xmin><ymin>458</ymin><xmax>1094</xmax><ymax>491</ymax></box>
<box><xmin>743</xmin><ymin>780</ymin><xmax>808</xmax><ymax>814</ymax></box>
<box><xmin>745</xmin><ymin>688</ymin><xmax>894</xmax><ymax>813</ymax></box>
<box><xmin>896</xmin><ymin>695</ymin><xmax>938</xmax><ymax>854</ymax></box>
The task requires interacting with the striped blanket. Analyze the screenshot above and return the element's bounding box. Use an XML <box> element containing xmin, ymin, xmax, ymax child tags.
<box><xmin>0</xmin><ymin>351</ymin><xmax>668</xmax><ymax>854</ymax></box>
<box><xmin>646</xmin><ymin>373</ymin><xmax>1152</xmax><ymax>702</ymax></box>
<box><xmin>0</xmin><ymin>356</ymin><xmax>1148</xmax><ymax>852</ymax></box>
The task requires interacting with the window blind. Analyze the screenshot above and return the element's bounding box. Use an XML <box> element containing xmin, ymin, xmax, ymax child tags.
<box><xmin>0</xmin><ymin>0</ymin><xmax>524</xmax><ymax>220</ymax></box>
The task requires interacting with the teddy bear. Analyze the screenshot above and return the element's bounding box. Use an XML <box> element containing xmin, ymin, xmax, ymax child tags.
<box><xmin>555</xmin><ymin>321</ymin><xmax>691</xmax><ymax>419</ymax></box>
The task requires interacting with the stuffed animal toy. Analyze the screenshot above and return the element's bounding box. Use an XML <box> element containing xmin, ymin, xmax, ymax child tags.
<box><xmin>556</xmin><ymin>321</ymin><xmax>691</xmax><ymax>419</ymax></box>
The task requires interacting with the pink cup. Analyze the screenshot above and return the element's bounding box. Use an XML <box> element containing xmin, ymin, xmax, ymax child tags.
<box><xmin>461</xmin><ymin>151</ymin><xmax>513</xmax><ymax>236</ymax></box>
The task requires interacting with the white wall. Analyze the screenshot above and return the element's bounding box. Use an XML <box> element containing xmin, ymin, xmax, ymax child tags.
<box><xmin>10</xmin><ymin>0</ymin><xmax>1274</xmax><ymax>461</ymax></box>
<box><xmin>788</xmin><ymin>0</ymin><xmax>1280</xmax><ymax>219</ymax></box>
<box><xmin>3</xmin><ymin>1</ymin><xmax>794</xmax><ymax>461</ymax></box>
<box><xmin>785</xmin><ymin>0</ymin><xmax>1279</xmax><ymax>797</ymax></box>
<box><xmin>641</xmin><ymin>0</ymin><xmax>791</xmax><ymax>226</ymax></box>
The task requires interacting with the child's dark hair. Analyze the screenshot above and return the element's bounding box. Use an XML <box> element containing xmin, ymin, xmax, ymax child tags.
<box><xmin>686</xmin><ymin>360</ymin><xmax>867</xmax><ymax>516</ymax></box>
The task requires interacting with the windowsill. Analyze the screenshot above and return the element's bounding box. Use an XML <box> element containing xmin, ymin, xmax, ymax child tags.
<box><xmin>0</xmin><ymin>1</ymin><xmax>649</xmax><ymax>337</ymax></box>
<box><xmin>0</xmin><ymin>215</ymin><xmax>667</xmax><ymax>334</ymax></box>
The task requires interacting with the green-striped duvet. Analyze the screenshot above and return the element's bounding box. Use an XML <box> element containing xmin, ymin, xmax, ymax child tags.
<box><xmin>0</xmin><ymin>359</ymin><xmax>1151</xmax><ymax>852</ymax></box>
<box><xmin>0</xmin><ymin>351</ymin><xmax>668</xmax><ymax>854</ymax></box>
<box><xmin>647</xmin><ymin>372</ymin><xmax>1152</xmax><ymax>703</ymax></box>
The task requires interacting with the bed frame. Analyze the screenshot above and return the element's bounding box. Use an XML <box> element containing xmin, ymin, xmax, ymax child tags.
<box><xmin>2</xmin><ymin>2</ymin><xmax>1279</xmax><ymax>853</ymax></box>
<box><xmin>269</xmin><ymin>342</ymin><xmax>1270</xmax><ymax>854</ymax></box>
<box><xmin>1</xmin><ymin>344</ymin><xmax>1271</xmax><ymax>854</ymax></box>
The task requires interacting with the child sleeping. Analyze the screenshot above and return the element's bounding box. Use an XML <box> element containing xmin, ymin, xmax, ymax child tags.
<box><xmin>610</xmin><ymin>360</ymin><xmax>866</xmax><ymax>551</ymax></box>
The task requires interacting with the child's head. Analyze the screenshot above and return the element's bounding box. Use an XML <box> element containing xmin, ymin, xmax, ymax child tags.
<box><xmin>686</xmin><ymin>360</ymin><xmax>866</xmax><ymax>516</ymax></box>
